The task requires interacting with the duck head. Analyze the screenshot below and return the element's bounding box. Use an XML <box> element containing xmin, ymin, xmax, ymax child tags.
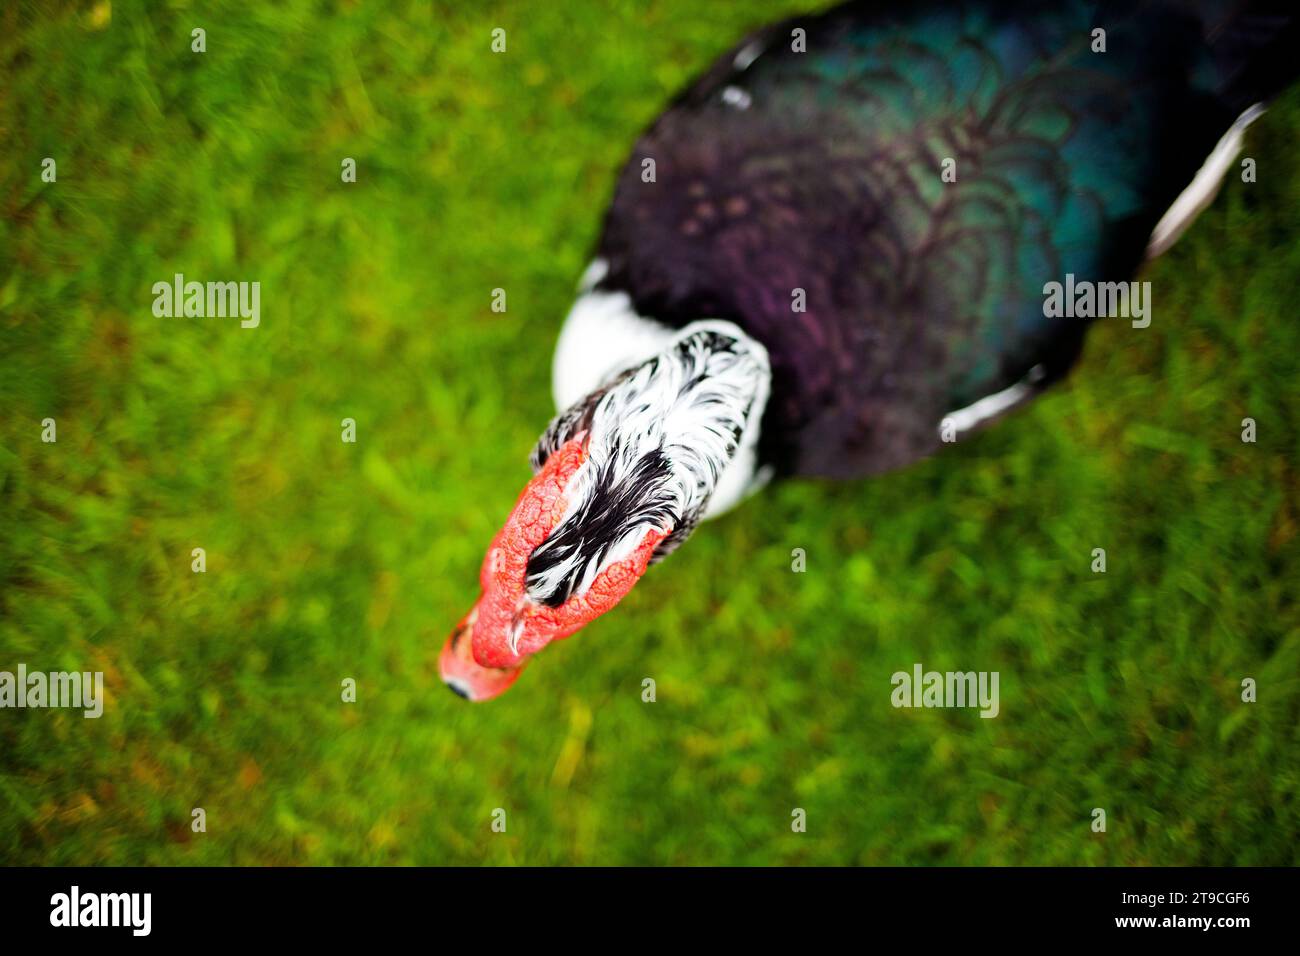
<box><xmin>439</xmin><ymin>321</ymin><xmax>770</xmax><ymax>701</ymax></box>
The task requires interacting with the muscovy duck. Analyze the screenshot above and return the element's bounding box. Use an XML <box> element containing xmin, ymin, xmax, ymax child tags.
<box><xmin>441</xmin><ymin>0</ymin><xmax>1298</xmax><ymax>700</ymax></box>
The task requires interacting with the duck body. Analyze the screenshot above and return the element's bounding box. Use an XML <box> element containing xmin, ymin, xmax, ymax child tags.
<box><xmin>572</xmin><ymin>0</ymin><xmax>1297</xmax><ymax>479</ymax></box>
<box><xmin>442</xmin><ymin>0</ymin><xmax>1297</xmax><ymax>700</ymax></box>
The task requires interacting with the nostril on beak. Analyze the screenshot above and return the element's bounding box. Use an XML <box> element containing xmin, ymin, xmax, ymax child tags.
<box><xmin>444</xmin><ymin>678</ymin><xmax>472</xmax><ymax>700</ymax></box>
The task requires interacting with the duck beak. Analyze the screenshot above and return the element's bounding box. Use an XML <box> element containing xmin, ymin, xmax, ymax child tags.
<box><xmin>436</xmin><ymin>437</ymin><xmax>588</xmax><ymax>703</ymax></box>
<box><xmin>438</xmin><ymin>606</ymin><xmax>526</xmax><ymax>702</ymax></box>
<box><xmin>437</xmin><ymin>435</ymin><xmax>667</xmax><ymax>702</ymax></box>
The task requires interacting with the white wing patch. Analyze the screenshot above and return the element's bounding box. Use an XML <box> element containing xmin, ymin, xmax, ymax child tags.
<box><xmin>942</xmin><ymin>365</ymin><xmax>1044</xmax><ymax>435</ymax></box>
<box><xmin>733</xmin><ymin>40</ymin><xmax>764</xmax><ymax>71</ymax></box>
<box><xmin>721</xmin><ymin>86</ymin><xmax>753</xmax><ymax>110</ymax></box>
<box><xmin>1146</xmin><ymin>104</ymin><xmax>1265</xmax><ymax>259</ymax></box>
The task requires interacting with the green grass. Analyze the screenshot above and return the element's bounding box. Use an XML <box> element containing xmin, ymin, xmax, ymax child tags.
<box><xmin>1</xmin><ymin>0</ymin><xmax>1297</xmax><ymax>865</ymax></box>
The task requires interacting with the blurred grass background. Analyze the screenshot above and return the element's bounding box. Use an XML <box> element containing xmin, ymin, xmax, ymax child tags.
<box><xmin>1</xmin><ymin>0</ymin><xmax>1297</xmax><ymax>865</ymax></box>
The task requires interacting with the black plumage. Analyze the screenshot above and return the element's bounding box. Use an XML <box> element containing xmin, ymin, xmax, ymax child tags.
<box><xmin>592</xmin><ymin>0</ymin><xmax>1298</xmax><ymax>478</ymax></box>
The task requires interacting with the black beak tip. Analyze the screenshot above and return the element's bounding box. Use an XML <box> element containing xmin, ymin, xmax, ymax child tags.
<box><xmin>444</xmin><ymin>679</ymin><xmax>472</xmax><ymax>700</ymax></box>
